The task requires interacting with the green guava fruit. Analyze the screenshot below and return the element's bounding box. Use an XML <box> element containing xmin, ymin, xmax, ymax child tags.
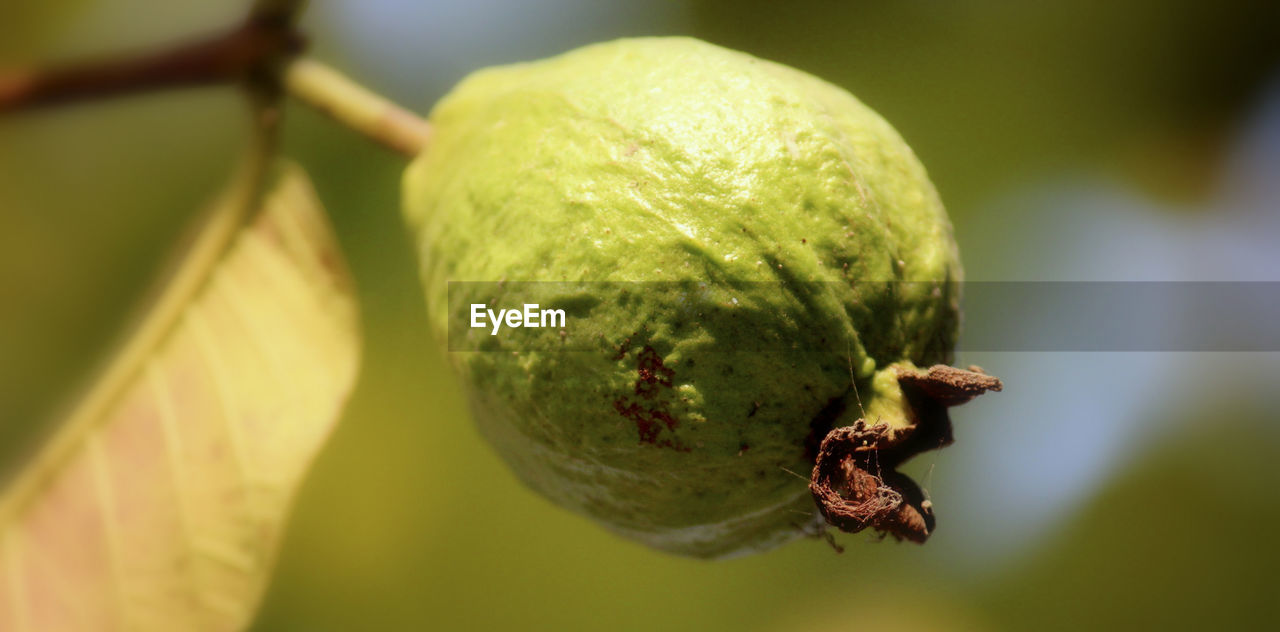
<box><xmin>403</xmin><ymin>37</ymin><xmax>1001</xmax><ymax>558</ymax></box>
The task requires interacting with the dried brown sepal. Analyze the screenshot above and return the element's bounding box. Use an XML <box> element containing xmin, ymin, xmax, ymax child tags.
<box><xmin>809</xmin><ymin>422</ymin><xmax>933</xmax><ymax>542</ymax></box>
<box><xmin>809</xmin><ymin>364</ymin><xmax>1002</xmax><ymax>544</ymax></box>
<box><xmin>895</xmin><ymin>364</ymin><xmax>1003</xmax><ymax>407</ymax></box>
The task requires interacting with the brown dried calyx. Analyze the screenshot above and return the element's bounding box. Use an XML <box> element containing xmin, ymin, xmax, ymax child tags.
<box><xmin>809</xmin><ymin>365</ymin><xmax>1002</xmax><ymax>543</ymax></box>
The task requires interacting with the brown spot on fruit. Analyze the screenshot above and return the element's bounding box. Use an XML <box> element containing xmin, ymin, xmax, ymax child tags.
<box><xmin>634</xmin><ymin>346</ymin><xmax>673</xmax><ymax>399</ymax></box>
<box><xmin>614</xmin><ymin>345</ymin><xmax>686</xmax><ymax>450</ymax></box>
<box><xmin>613</xmin><ymin>399</ymin><xmax>681</xmax><ymax>445</ymax></box>
<box><xmin>613</xmin><ymin>335</ymin><xmax>633</xmax><ymax>361</ymax></box>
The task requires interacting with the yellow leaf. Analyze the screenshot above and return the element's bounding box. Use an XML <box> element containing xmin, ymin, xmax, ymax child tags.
<box><xmin>0</xmin><ymin>163</ymin><xmax>360</xmax><ymax>631</ymax></box>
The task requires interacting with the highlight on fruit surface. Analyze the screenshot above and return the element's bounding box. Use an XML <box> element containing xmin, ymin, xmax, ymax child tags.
<box><xmin>403</xmin><ymin>37</ymin><xmax>1001</xmax><ymax>558</ymax></box>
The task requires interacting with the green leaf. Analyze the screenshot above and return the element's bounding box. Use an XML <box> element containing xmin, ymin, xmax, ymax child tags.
<box><xmin>0</xmin><ymin>162</ymin><xmax>360</xmax><ymax>631</ymax></box>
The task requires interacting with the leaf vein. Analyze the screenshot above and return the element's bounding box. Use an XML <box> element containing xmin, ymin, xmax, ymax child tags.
<box><xmin>88</xmin><ymin>435</ymin><xmax>126</xmax><ymax>628</ymax></box>
<box><xmin>146</xmin><ymin>359</ymin><xmax>201</xmax><ymax>610</ymax></box>
<box><xmin>187</xmin><ymin>305</ymin><xmax>257</xmax><ymax>522</ymax></box>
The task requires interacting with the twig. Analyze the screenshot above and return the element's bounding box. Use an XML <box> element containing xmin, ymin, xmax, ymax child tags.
<box><xmin>283</xmin><ymin>58</ymin><xmax>432</xmax><ymax>157</ymax></box>
<box><xmin>251</xmin><ymin>0</ymin><xmax>311</xmax><ymax>24</ymax></box>
<box><xmin>0</xmin><ymin>14</ymin><xmax>304</xmax><ymax>113</ymax></box>
<box><xmin>0</xmin><ymin>0</ymin><xmax>430</xmax><ymax>158</ymax></box>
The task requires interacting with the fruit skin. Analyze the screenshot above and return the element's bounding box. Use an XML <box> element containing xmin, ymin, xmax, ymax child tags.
<box><xmin>403</xmin><ymin>37</ymin><xmax>962</xmax><ymax>558</ymax></box>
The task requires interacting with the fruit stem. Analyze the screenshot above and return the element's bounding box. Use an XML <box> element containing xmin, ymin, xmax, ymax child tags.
<box><xmin>283</xmin><ymin>58</ymin><xmax>432</xmax><ymax>157</ymax></box>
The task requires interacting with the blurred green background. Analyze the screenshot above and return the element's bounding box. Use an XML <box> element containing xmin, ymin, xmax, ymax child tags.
<box><xmin>2</xmin><ymin>1</ymin><xmax>1279</xmax><ymax>630</ymax></box>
